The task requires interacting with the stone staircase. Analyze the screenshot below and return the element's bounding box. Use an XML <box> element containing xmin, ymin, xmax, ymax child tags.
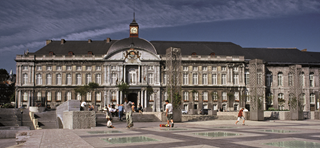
<box><xmin>0</xmin><ymin>108</ymin><xmax>34</xmax><ymax>130</ymax></box>
<box><xmin>33</xmin><ymin>110</ymin><xmax>58</xmax><ymax>129</ymax></box>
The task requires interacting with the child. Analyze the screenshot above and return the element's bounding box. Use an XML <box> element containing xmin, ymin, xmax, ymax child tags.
<box><xmin>107</xmin><ymin>118</ymin><xmax>115</xmax><ymax>128</ymax></box>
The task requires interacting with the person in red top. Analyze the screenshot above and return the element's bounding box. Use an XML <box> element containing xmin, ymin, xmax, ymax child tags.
<box><xmin>235</xmin><ymin>108</ymin><xmax>245</xmax><ymax>125</ymax></box>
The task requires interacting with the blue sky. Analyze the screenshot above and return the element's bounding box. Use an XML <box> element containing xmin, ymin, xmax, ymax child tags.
<box><xmin>1</xmin><ymin>0</ymin><xmax>320</xmax><ymax>73</ymax></box>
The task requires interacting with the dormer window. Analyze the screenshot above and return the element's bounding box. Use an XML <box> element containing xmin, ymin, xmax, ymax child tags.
<box><xmin>88</xmin><ymin>51</ymin><xmax>93</xmax><ymax>55</ymax></box>
<box><xmin>49</xmin><ymin>51</ymin><xmax>54</xmax><ymax>56</ymax></box>
<box><xmin>210</xmin><ymin>52</ymin><xmax>215</xmax><ymax>56</ymax></box>
<box><xmin>68</xmin><ymin>51</ymin><xmax>74</xmax><ymax>56</ymax></box>
<box><xmin>192</xmin><ymin>52</ymin><xmax>197</xmax><ymax>56</ymax></box>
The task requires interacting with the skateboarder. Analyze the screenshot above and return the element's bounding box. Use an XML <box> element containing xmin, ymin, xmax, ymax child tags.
<box><xmin>124</xmin><ymin>98</ymin><xmax>134</xmax><ymax>128</ymax></box>
<box><xmin>235</xmin><ymin>108</ymin><xmax>245</xmax><ymax>125</ymax></box>
<box><xmin>165</xmin><ymin>100</ymin><xmax>174</xmax><ymax>127</ymax></box>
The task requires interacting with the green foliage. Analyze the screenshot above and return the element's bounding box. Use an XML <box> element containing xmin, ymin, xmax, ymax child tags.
<box><xmin>172</xmin><ymin>93</ymin><xmax>181</xmax><ymax>109</ymax></box>
<box><xmin>278</xmin><ymin>98</ymin><xmax>285</xmax><ymax>104</ymax></box>
<box><xmin>74</xmin><ymin>82</ymin><xmax>99</xmax><ymax>96</ymax></box>
<box><xmin>147</xmin><ymin>87</ymin><xmax>154</xmax><ymax>97</ymax></box>
<box><xmin>10</xmin><ymin>92</ymin><xmax>15</xmax><ymax>102</ymax></box>
<box><xmin>3</xmin><ymin>103</ymin><xmax>14</xmax><ymax>108</ymax></box>
<box><xmin>266</xmin><ymin>107</ymin><xmax>289</xmax><ymax>111</ymax></box>
<box><xmin>117</xmin><ymin>82</ymin><xmax>130</xmax><ymax>94</ymax></box>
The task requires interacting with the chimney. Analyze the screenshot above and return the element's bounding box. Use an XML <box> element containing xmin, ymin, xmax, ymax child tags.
<box><xmin>46</xmin><ymin>40</ymin><xmax>52</xmax><ymax>45</ymax></box>
<box><xmin>61</xmin><ymin>39</ymin><xmax>65</xmax><ymax>44</ymax></box>
<box><xmin>88</xmin><ymin>39</ymin><xmax>92</xmax><ymax>43</ymax></box>
<box><xmin>301</xmin><ymin>49</ymin><xmax>307</xmax><ymax>52</ymax></box>
<box><xmin>106</xmin><ymin>38</ymin><xmax>111</xmax><ymax>43</ymax></box>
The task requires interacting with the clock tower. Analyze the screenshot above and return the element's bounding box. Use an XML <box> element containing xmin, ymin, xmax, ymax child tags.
<box><xmin>129</xmin><ymin>13</ymin><xmax>139</xmax><ymax>38</ymax></box>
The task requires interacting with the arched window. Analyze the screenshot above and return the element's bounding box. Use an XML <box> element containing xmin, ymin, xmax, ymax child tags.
<box><xmin>96</xmin><ymin>74</ymin><xmax>101</xmax><ymax>84</ymax></box>
<box><xmin>49</xmin><ymin>51</ymin><xmax>54</xmax><ymax>56</ymax></box>
<box><xmin>68</xmin><ymin>51</ymin><xmax>73</xmax><ymax>56</ymax></box>
<box><xmin>277</xmin><ymin>72</ymin><xmax>283</xmax><ymax>86</ymax></box>
<box><xmin>46</xmin><ymin>74</ymin><xmax>52</xmax><ymax>85</ymax></box>
<box><xmin>191</xmin><ymin>52</ymin><xmax>197</xmax><ymax>56</ymax></box>
<box><xmin>193</xmin><ymin>73</ymin><xmax>198</xmax><ymax>85</ymax></box>
<box><xmin>23</xmin><ymin>92</ymin><xmax>28</xmax><ymax>102</ymax></box>
<box><xmin>56</xmin><ymin>74</ymin><xmax>62</xmax><ymax>85</ymax></box>
<box><xmin>288</xmin><ymin>73</ymin><xmax>293</xmax><ymax>86</ymax></box>
<box><xmin>66</xmin><ymin>74</ymin><xmax>72</xmax><ymax>85</ymax></box>
<box><xmin>36</xmin><ymin>74</ymin><xmax>42</xmax><ymax>85</ymax></box>
<box><xmin>266</xmin><ymin>73</ymin><xmax>272</xmax><ymax>86</ymax></box>
<box><xmin>129</xmin><ymin>69</ymin><xmax>136</xmax><ymax>84</ymax></box>
<box><xmin>23</xmin><ymin>73</ymin><xmax>28</xmax><ymax>85</ymax></box>
<box><xmin>76</xmin><ymin>74</ymin><xmax>81</xmax><ymax>85</ymax></box>
<box><xmin>88</xmin><ymin>51</ymin><xmax>93</xmax><ymax>55</ymax></box>
<box><xmin>210</xmin><ymin>52</ymin><xmax>215</xmax><ymax>56</ymax></box>
<box><xmin>300</xmin><ymin>72</ymin><xmax>305</xmax><ymax>87</ymax></box>
<box><xmin>86</xmin><ymin>74</ymin><xmax>91</xmax><ymax>84</ymax></box>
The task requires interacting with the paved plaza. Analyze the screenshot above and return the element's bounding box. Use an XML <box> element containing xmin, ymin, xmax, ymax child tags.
<box><xmin>5</xmin><ymin>120</ymin><xmax>320</xmax><ymax>148</ymax></box>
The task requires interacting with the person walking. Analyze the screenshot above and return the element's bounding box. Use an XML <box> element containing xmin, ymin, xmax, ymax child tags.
<box><xmin>118</xmin><ymin>104</ymin><xmax>123</xmax><ymax>121</ymax></box>
<box><xmin>235</xmin><ymin>108</ymin><xmax>245</xmax><ymax>125</ymax></box>
<box><xmin>165</xmin><ymin>100</ymin><xmax>174</xmax><ymax>127</ymax></box>
<box><xmin>124</xmin><ymin>98</ymin><xmax>134</xmax><ymax>129</ymax></box>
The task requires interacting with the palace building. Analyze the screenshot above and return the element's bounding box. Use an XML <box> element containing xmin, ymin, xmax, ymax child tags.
<box><xmin>15</xmin><ymin>18</ymin><xmax>320</xmax><ymax>113</ymax></box>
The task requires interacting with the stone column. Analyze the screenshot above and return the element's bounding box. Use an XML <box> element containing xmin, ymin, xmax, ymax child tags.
<box><xmin>27</xmin><ymin>91</ymin><xmax>30</xmax><ymax>108</ymax></box>
<box><xmin>141</xmin><ymin>90</ymin><xmax>144</xmax><ymax>107</ymax></box>
<box><xmin>31</xmin><ymin>65</ymin><xmax>34</xmax><ymax>85</ymax></box>
<box><xmin>104</xmin><ymin>66</ymin><xmax>107</xmax><ymax>85</ymax></box>
<box><xmin>156</xmin><ymin>90</ymin><xmax>160</xmax><ymax>112</ymax></box>
<box><xmin>137</xmin><ymin>91</ymin><xmax>140</xmax><ymax>106</ymax></box>
<box><xmin>120</xmin><ymin>91</ymin><xmax>123</xmax><ymax>104</ymax></box>
<box><xmin>20</xmin><ymin>65</ymin><xmax>22</xmax><ymax>85</ymax></box>
<box><xmin>157</xmin><ymin>66</ymin><xmax>160</xmax><ymax>84</ymax></box>
<box><xmin>18</xmin><ymin>90</ymin><xmax>21</xmax><ymax>107</ymax></box>
<box><xmin>107</xmin><ymin>66</ymin><xmax>110</xmax><ymax>85</ymax></box>
<box><xmin>138</xmin><ymin>66</ymin><xmax>140</xmax><ymax>83</ymax></box>
<box><xmin>124</xmin><ymin>66</ymin><xmax>126</xmax><ymax>83</ymax></box>
<box><xmin>116</xmin><ymin>90</ymin><xmax>119</xmax><ymax>105</ymax></box>
<box><xmin>144</xmin><ymin>90</ymin><xmax>147</xmax><ymax>108</ymax></box>
<box><xmin>120</xmin><ymin>66</ymin><xmax>123</xmax><ymax>82</ymax></box>
<box><xmin>104</xmin><ymin>90</ymin><xmax>107</xmax><ymax>107</ymax></box>
<box><xmin>107</xmin><ymin>90</ymin><xmax>110</xmax><ymax>106</ymax></box>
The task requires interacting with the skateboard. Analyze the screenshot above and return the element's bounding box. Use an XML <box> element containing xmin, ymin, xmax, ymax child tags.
<box><xmin>159</xmin><ymin>124</ymin><xmax>171</xmax><ymax>127</ymax></box>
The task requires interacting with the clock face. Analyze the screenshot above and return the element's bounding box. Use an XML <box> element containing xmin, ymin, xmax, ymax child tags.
<box><xmin>130</xmin><ymin>27</ymin><xmax>138</xmax><ymax>34</ymax></box>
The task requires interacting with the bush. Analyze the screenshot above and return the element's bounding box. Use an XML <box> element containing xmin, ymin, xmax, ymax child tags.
<box><xmin>267</xmin><ymin>107</ymin><xmax>277</xmax><ymax>111</ymax></box>
<box><xmin>3</xmin><ymin>103</ymin><xmax>14</xmax><ymax>108</ymax></box>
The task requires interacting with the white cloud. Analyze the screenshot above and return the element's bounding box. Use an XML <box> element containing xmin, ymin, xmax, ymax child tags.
<box><xmin>0</xmin><ymin>0</ymin><xmax>319</xmax><ymax>53</ymax></box>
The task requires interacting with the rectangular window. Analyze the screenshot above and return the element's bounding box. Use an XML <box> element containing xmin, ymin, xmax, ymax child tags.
<box><xmin>203</xmin><ymin>92</ymin><xmax>208</xmax><ymax>101</ymax></box>
<box><xmin>222</xmin><ymin>74</ymin><xmax>226</xmax><ymax>85</ymax></box>
<box><xmin>221</xmin><ymin>66</ymin><xmax>226</xmax><ymax>71</ymax></box>
<box><xmin>67</xmin><ymin>74</ymin><xmax>72</xmax><ymax>85</ymax></box>
<box><xmin>111</xmin><ymin>73</ymin><xmax>117</xmax><ymax>84</ymax></box>
<box><xmin>193</xmin><ymin>92</ymin><xmax>198</xmax><ymax>101</ymax></box>
<box><xmin>67</xmin><ymin>92</ymin><xmax>71</xmax><ymax>100</ymax></box>
<box><xmin>86</xmin><ymin>74</ymin><xmax>91</xmax><ymax>84</ymax></box>
<box><xmin>37</xmin><ymin>92</ymin><xmax>41</xmax><ymax>101</ymax></box>
<box><xmin>193</xmin><ymin>66</ymin><xmax>198</xmax><ymax>71</ymax></box>
<box><xmin>57</xmin><ymin>74</ymin><xmax>62</xmax><ymax>85</ymax></box>
<box><xmin>86</xmin><ymin>92</ymin><xmax>91</xmax><ymax>101</ymax></box>
<box><xmin>96</xmin><ymin>74</ymin><xmax>101</xmax><ymax>84</ymax></box>
<box><xmin>193</xmin><ymin>73</ymin><xmax>198</xmax><ymax>85</ymax></box>
<box><xmin>234</xmin><ymin>74</ymin><xmax>239</xmax><ymax>85</ymax></box>
<box><xmin>47</xmin><ymin>92</ymin><xmax>51</xmax><ymax>101</ymax></box>
<box><xmin>111</xmin><ymin>92</ymin><xmax>116</xmax><ymax>101</ymax></box>
<box><xmin>222</xmin><ymin>92</ymin><xmax>227</xmax><ymax>101</ymax></box>
<box><xmin>310</xmin><ymin>74</ymin><xmax>314</xmax><ymax>87</ymax></box>
<box><xmin>202</xmin><ymin>66</ymin><xmax>207</xmax><ymax>71</ymax></box>
<box><xmin>46</xmin><ymin>74</ymin><xmax>52</xmax><ymax>85</ymax></box>
<box><xmin>202</xmin><ymin>74</ymin><xmax>208</xmax><ymax>85</ymax></box>
<box><xmin>183</xmin><ymin>73</ymin><xmax>188</xmax><ymax>85</ymax></box>
<box><xmin>111</xmin><ymin>66</ymin><xmax>116</xmax><ymax>70</ymax></box>
<box><xmin>183</xmin><ymin>66</ymin><xmax>188</xmax><ymax>71</ymax></box>
<box><xmin>257</xmin><ymin>73</ymin><xmax>262</xmax><ymax>85</ymax></box>
<box><xmin>288</xmin><ymin>73</ymin><xmax>293</xmax><ymax>86</ymax></box>
<box><xmin>245</xmin><ymin>72</ymin><xmax>249</xmax><ymax>85</ymax></box>
<box><xmin>212</xmin><ymin>74</ymin><xmax>217</xmax><ymax>85</ymax></box>
<box><xmin>148</xmin><ymin>66</ymin><xmax>153</xmax><ymax>70</ymax></box>
<box><xmin>278</xmin><ymin>73</ymin><xmax>283</xmax><ymax>86</ymax></box>
<box><xmin>36</xmin><ymin>74</ymin><xmax>42</xmax><ymax>85</ymax></box>
<box><xmin>23</xmin><ymin>92</ymin><xmax>28</xmax><ymax>101</ymax></box>
<box><xmin>23</xmin><ymin>66</ymin><xmax>28</xmax><ymax>70</ymax></box>
<box><xmin>310</xmin><ymin>94</ymin><xmax>315</xmax><ymax>104</ymax></box>
<box><xmin>212</xmin><ymin>66</ymin><xmax>217</xmax><ymax>71</ymax></box>
<box><xmin>77</xmin><ymin>93</ymin><xmax>81</xmax><ymax>100</ymax></box>
<box><xmin>183</xmin><ymin>91</ymin><xmax>189</xmax><ymax>101</ymax></box>
<box><xmin>148</xmin><ymin>73</ymin><xmax>153</xmax><ymax>84</ymax></box>
<box><xmin>96</xmin><ymin>92</ymin><xmax>101</xmax><ymax>102</ymax></box>
<box><xmin>77</xmin><ymin>66</ymin><xmax>82</xmax><ymax>71</ymax></box>
<box><xmin>56</xmin><ymin>92</ymin><xmax>61</xmax><ymax>101</ymax></box>
<box><xmin>234</xmin><ymin>92</ymin><xmax>239</xmax><ymax>100</ymax></box>
<box><xmin>233</xmin><ymin>67</ymin><xmax>238</xmax><ymax>71</ymax></box>
<box><xmin>267</xmin><ymin>74</ymin><xmax>272</xmax><ymax>86</ymax></box>
<box><xmin>212</xmin><ymin>92</ymin><xmax>218</xmax><ymax>101</ymax></box>
<box><xmin>300</xmin><ymin>74</ymin><xmax>305</xmax><ymax>87</ymax></box>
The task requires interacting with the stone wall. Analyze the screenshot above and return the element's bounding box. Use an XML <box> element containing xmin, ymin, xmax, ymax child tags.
<box><xmin>63</xmin><ymin>111</ymin><xmax>95</xmax><ymax>129</ymax></box>
<box><xmin>56</xmin><ymin>100</ymin><xmax>80</xmax><ymax>126</ymax></box>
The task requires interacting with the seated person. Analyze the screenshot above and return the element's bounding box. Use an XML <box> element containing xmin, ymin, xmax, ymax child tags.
<box><xmin>107</xmin><ymin>118</ymin><xmax>115</xmax><ymax>128</ymax></box>
<box><xmin>138</xmin><ymin>105</ymin><xmax>143</xmax><ymax>113</ymax></box>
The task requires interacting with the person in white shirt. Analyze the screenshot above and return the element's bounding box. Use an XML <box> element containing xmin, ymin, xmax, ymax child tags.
<box><xmin>165</xmin><ymin>100</ymin><xmax>174</xmax><ymax>127</ymax></box>
<box><xmin>80</xmin><ymin>101</ymin><xmax>86</xmax><ymax>111</ymax></box>
<box><xmin>107</xmin><ymin>118</ymin><xmax>115</xmax><ymax>128</ymax></box>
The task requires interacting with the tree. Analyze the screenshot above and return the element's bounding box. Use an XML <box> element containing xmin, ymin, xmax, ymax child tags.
<box><xmin>74</xmin><ymin>82</ymin><xmax>99</xmax><ymax>96</ymax></box>
<box><xmin>117</xmin><ymin>82</ymin><xmax>130</xmax><ymax>95</ymax></box>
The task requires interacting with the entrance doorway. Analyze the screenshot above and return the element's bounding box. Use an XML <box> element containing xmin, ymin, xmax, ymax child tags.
<box><xmin>128</xmin><ymin>93</ymin><xmax>137</xmax><ymax>106</ymax></box>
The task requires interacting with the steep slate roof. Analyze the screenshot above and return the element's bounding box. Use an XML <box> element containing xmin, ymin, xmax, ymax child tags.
<box><xmin>32</xmin><ymin>38</ymin><xmax>320</xmax><ymax>64</ymax></box>
<box><xmin>33</xmin><ymin>40</ymin><xmax>117</xmax><ymax>56</ymax></box>
<box><xmin>150</xmin><ymin>41</ymin><xmax>243</xmax><ymax>56</ymax></box>
<box><xmin>242</xmin><ymin>48</ymin><xmax>320</xmax><ymax>64</ymax></box>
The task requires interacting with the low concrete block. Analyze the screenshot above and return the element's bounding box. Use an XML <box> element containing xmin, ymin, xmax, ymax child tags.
<box><xmin>0</xmin><ymin>126</ymin><xmax>30</xmax><ymax>138</ymax></box>
<box><xmin>63</xmin><ymin>111</ymin><xmax>96</xmax><ymax>129</ymax></box>
<box><xmin>314</xmin><ymin>111</ymin><xmax>320</xmax><ymax>120</ymax></box>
